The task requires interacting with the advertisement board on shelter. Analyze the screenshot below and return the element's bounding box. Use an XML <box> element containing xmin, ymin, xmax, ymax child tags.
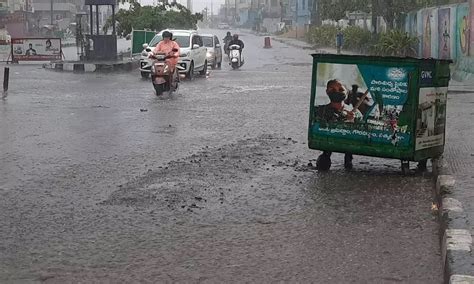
<box><xmin>312</xmin><ymin>63</ymin><xmax>414</xmax><ymax>147</ymax></box>
<box><xmin>415</xmin><ymin>87</ymin><xmax>447</xmax><ymax>150</ymax></box>
<box><xmin>11</xmin><ymin>38</ymin><xmax>61</xmax><ymax>61</ymax></box>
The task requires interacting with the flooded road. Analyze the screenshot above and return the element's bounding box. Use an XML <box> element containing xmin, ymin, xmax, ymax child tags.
<box><xmin>0</xmin><ymin>30</ymin><xmax>442</xmax><ymax>282</ymax></box>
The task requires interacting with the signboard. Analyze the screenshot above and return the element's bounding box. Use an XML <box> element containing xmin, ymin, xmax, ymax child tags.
<box><xmin>0</xmin><ymin>0</ymin><xmax>8</xmax><ymax>13</ymax></box>
<box><xmin>11</xmin><ymin>38</ymin><xmax>62</xmax><ymax>61</ymax></box>
<box><xmin>415</xmin><ymin>87</ymin><xmax>447</xmax><ymax>150</ymax></box>
<box><xmin>312</xmin><ymin>63</ymin><xmax>414</xmax><ymax>147</ymax></box>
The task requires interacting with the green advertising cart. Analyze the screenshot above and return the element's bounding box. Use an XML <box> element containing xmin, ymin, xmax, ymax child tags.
<box><xmin>308</xmin><ymin>54</ymin><xmax>452</xmax><ymax>174</ymax></box>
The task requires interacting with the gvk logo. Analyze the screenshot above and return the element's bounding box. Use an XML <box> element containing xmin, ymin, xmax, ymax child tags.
<box><xmin>421</xmin><ymin>70</ymin><xmax>433</xmax><ymax>79</ymax></box>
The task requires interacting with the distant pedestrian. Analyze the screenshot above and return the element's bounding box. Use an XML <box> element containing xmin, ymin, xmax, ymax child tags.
<box><xmin>336</xmin><ymin>29</ymin><xmax>344</xmax><ymax>54</ymax></box>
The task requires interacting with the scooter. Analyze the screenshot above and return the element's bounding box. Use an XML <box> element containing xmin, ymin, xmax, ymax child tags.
<box><xmin>228</xmin><ymin>44</ymin><xmax>244</xmax><ymax>69</ymax></box>
<box><xmin>148</xmin><ymin>48</ymin><xmax>183</xmax><ymax>96</ymax></box>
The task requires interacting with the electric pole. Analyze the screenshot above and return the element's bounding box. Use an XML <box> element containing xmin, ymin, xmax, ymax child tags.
<box><xmin>371</xmin><ymin>0</ymin><xmax>378</xmax><ymax>34</ymax></box>
<box><xmin>311</xmin><ymin>0</ymin><xmax>320</xmax><ymax>26</ymax></box>
<box><xmin>50</xmin><ymin>0</ymin><xmax>54</xmax><ymax>25</ymax></box>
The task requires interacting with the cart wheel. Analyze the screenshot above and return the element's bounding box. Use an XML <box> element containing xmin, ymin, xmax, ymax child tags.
<box><xmin>431</xmin><ymin>157</ymin><xmax>440</xmax><ymax>176</ymax></box>
<box><xmin>401</xmin><ymin>160</ymin><xmax>410</xmax><ymax>175</ymax></box>
<box><xmin>416</xmin><ymin>159</ymin><xmax>428</xmax><ymax>172</ymax></box>
<box><xmin>316</xmin><ymin>153</ymin><xmax>331</xmax><ymax>171</ymax></box>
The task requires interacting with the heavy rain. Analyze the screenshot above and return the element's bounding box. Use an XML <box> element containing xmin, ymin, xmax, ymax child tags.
<box><xmin>1</xmin><ymin>0</ymin><xmax>473</xmax><ymax>282</ymax></box>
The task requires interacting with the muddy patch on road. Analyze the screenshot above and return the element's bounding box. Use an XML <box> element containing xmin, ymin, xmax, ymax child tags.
<box><xmin>102</xmin><ymin>135</ymin><xmax>312</xmax><ymax>224</ymax></box>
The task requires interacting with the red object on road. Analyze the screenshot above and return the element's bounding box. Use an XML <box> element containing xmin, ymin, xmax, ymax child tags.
<box><xmin>264</xmin><ymin>36</ymin><xmax>272</xmax><ymax>48</ymax></box>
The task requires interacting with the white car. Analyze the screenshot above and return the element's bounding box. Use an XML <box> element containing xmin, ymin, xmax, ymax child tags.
<box><xmin>218</xmin><ymin>23</ymin><xmax>230</xmax><ymax>29</ymax></box>
<box><xmin>140</xmin><ymin>30</ymin><xmax>208</xmax><ymax>79</ymax></box>
<box><xmin>201</xmin><ymin>34</ymin><xmax>223</xmax><ymax>69</ymax></box>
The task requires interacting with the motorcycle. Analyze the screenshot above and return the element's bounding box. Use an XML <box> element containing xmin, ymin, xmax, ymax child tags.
<box><xmin>148</xmin><ymin>48</ymin><xmax>183</xmax><ymax>96</ymax></box>
<box><xmin>228</xmin><ymin>44</ymin><xmax>243</xmax><ymax>69</ymax></box>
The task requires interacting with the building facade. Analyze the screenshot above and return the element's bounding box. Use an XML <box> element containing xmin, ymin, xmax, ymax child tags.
<box><xmin>32</xmin><ymin>0</ymin><xmax>83</xmax><ymax>30</ymax></box>
<box><xmin>0</xmin><ymin>0</ymin><xmax>32</xmax><ymax>37</ymax></box>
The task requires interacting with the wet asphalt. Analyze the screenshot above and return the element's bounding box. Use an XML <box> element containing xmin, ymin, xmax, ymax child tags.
<box><xmin>0</xmin><ymin>30</ymin><xmax>442</xmax><ymax>282</ymax></box>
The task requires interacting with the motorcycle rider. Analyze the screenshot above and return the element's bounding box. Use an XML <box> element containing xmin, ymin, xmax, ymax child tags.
<box><xmin>228</xmin><ymin>34</ymin><xmax>244</xmax><ymax>50</ymax></box>
<box><xmin>227</xmin><ymin>34</ymin><xmax>244</xmax><ymax>64</ymax></box>
<box><xmin>223</xmin><ymin>31</ymin><xmax>233</xmax><ymax>55</ymax></box>
<box><xmin>152</xmin><ymin>30</ymin><xmax>180</xmax><ymax>84</ymax></box>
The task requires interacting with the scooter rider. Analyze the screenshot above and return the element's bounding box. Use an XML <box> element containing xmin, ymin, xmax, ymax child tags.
<box><xmin>223</xmin><ymin>31</ymin><xmax>233</xmax><ymax>55</ymax></box>
<box><xmin>228</xmin><ymin>34</ymin><xmax>244</xmax><ymax>50</ymax></box>
<box><xmin>152</xmin><ymin>30</ymin><xmax>180</xmax><ymax>84</ymax></box>
<box><xmin>223</xmin><ymin>31</ymin><xmax>233</xmax><ymax>44</ymax></box>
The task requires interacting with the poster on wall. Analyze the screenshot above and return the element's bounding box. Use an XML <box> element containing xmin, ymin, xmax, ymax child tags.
<box><xmin>11</xmin><ymin>38</ymin><xmax>62</xmax><ymax>61</ymax></box>
<box><xmin>438</xmin><ymin>8</ymin><xmax>451</xmax><ymax>59</ymax></box>
<box><xmin>406</xmin><ymin>12</ymin><xmax>418</xmax><ymax>38</ymax></box>
<box><xmin>456</xmin><ymin>3</ymin><xmax>470</xmax><ymax>57</ymax></box>
<box><xmin>417</xmin><ymin>10</ymin><xmax>424</xmax><ymax>56</ymax></box>
<box><xmin>470</xmin><ymin>0</ymin><xmax>474</xmax><ymax>56</ymax></box>
<box><xmin>415</xmin><ymin>87</ymin><xmax>447</xmax><ymax>150</ymax></box>
<box><xmin>422</xmin><ymin>9</ymin><xmax>433</xmax><ymax>58</ymax></box>
<box><xmin>312</xmin><ymin>63</ymin><xmax>414</xmax><ymax>147</ymax></box>
<box><xmin>412</xmin><ymin>13</ymin><xmax>418</xmax><ymax>37</ymax></box>
<box><xmin>430</xmin><ymin>8</ymin><xmax>439</xmax><ymax>59</ymax></box>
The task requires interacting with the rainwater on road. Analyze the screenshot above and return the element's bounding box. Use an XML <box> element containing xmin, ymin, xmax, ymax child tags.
<box><xmin>0</xmin><ymin>30</ymin><xmax>442</xmax><ymax>283</ymax></box>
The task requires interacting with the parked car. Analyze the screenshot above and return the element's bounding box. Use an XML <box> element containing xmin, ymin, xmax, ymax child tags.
<box><xmin>140</xmin><ymin>30</ymin><xmax>208</xmax><ymax>79</ymax></box>
<box><xmin>201</xmin><ymin>34</ymin><xmax>222</xmax><ymax>69</ymax></box>
<box><xmin>218</xmin><ymin>23</ymin><xmax>230</xmax><ymax>29</ymax></box>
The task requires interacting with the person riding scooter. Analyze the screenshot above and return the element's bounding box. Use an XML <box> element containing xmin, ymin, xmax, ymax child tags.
<box><xmin>152</xmin><ymin>31</ymin><xmax>180</xmax><ymax>84</ymax></box>
<box><xmin>227</xmin><ymin>34</ymin><xmax>244</xmax><ymax>65</ymax></box>
<box><xmin>223</xmin><ymin>31</ymin><xmax>233</xmax><ymax>56</ymax></box>
<box><xmin>228</xmin><ymin>34</ymin><xmax>244</xmax><ymax>51</ymax></box>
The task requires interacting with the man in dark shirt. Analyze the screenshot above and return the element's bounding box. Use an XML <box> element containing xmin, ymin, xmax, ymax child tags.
<box><xmin>315</xmin><ymin>79</ymin><xmax>361</xmax><ymax>171</ymax></box>
<box><xmin>228</xmin><ymin>34</ymin><xmax>244</xmax><ymax>50</ymax></box>
<box><xmin>25</xmin><ymin>43</ymin><xmax>36</xmax><ymax>56</ymax></box>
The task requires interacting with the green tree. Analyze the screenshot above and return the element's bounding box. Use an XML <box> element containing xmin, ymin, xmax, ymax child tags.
<box><xmin>104</xmin><ymin>2</ymin><xmax>203</xmax><ymax>36</ymax></box>
<box><xmin>373</xmin><ymin>0</ymin><xmax>456</xmax><ymax>30</ymax></box>
<box><xmin>318</xmin><ymin>0</ymin><xmax>370</xmax><ymax>21</ymax></box>
<box><xmin>373</xmin><ymin>30</ymin><xmax>419</xmax><ymax>56</ymax></box>
<box><xmin>317</xmin><ymin>0</ymin><xmax>458</xmax><ymax>29</ymax></box>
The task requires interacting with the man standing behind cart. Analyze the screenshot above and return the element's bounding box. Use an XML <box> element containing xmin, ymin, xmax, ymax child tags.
<box><xmin>315</xmin><ymin>79</ymin><xmax>361</xmax><ymax>171</ymax></box>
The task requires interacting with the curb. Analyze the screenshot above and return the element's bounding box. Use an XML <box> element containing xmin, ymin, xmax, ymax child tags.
<box><xmin>272</xmin><ymin>37</ymin><xmax>316</xmax><ymax>51</ymax></box>
<box><xmin>44</xmin><ymin>59</ymin><xmax>140</xmax><ymax>73</ymax></box>
<box><xmin>435</xmin><ymin>164</ymin><xmax>474</xmax><ymax>283</ymax></box>
<box><xmin>272</xmin><ymin>37</ymin><xmax>359</xmax><ymax>55</ymax></box>
<box><xmin>61</xmin><ymin>43</ymin><xmax>76</xmax><ymax>48</ymax></box>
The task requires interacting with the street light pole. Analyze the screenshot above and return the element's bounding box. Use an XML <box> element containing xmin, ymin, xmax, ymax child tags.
<box><xmin>235</xmin><ymin>0</ymin><xmax>237</xmax><ymax>25</ymax></box>
<box><xmin>50</xmin><ymin>0</ymin><xmax>54</xmax><ymax>25</ymax></box>
<box><xmin>371</xmin><ymin>0</ymin><xmax>377</xmax><ymax>34</ymax></box>
<box><xmin>295</xmin><ymin>0</ymin><xmax>298</xmax><ymax>38</ymax></box>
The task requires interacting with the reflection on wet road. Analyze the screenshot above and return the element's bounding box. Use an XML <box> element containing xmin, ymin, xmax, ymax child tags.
<box><xmin>0</xmin><ymin>29</ymin><xmax>442</xmax><ymax>282</ymax></box>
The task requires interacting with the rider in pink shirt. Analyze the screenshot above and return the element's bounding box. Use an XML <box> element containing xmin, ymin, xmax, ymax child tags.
<box><xmin>153</xmin><ymin>31</ymin><xmax>180</xmax><ymax>71</ymax></box>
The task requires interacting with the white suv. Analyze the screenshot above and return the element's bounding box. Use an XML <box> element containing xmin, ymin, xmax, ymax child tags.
<box><xmin>140</xmin><ymin>30</ymin><xmax>208</xmax><ymax>79</ymax></box>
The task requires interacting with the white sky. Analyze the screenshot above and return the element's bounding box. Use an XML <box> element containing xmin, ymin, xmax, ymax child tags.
<box><xmin>134</xmin><ymin>0</ymin><xmax>224</xmax><ymax>15</ymax></box>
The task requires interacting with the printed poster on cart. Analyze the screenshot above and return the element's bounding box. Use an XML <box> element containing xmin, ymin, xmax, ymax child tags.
<box><xmin>11</xmin><ymin>38</ymin><xmax>62</xmax><ymax>61</ymax></box>
<box><xmin>312</xmin><ymin>63</ymin><xmax>415</xmax><ymax>147</ymax></box>
<box><xmin>415</xmin><ymin>87</ymin><xmax>448</xmax><ymax>150</ymax></box>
